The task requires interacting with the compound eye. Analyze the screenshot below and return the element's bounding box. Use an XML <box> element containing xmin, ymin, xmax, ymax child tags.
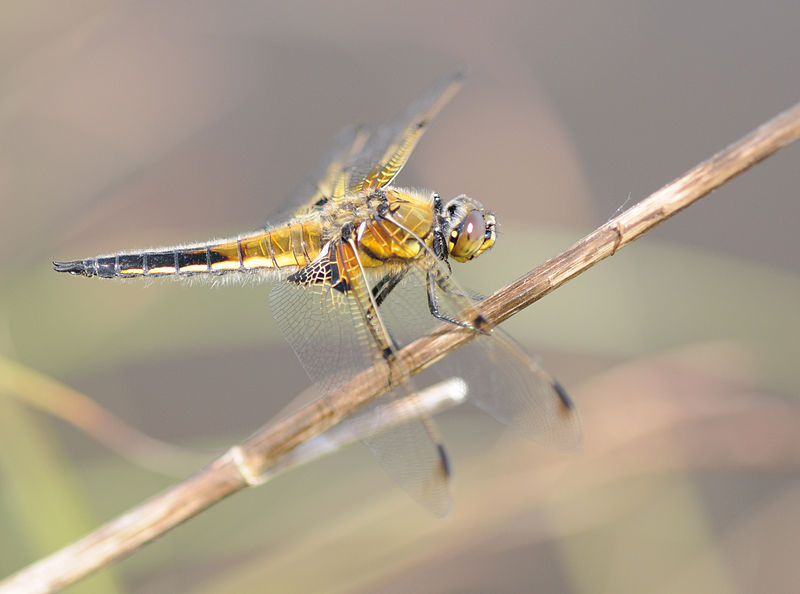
<box><xmin>452</xmin><ymin>211</ymin><xmax>486</xmax><ymax>260</ymax></box>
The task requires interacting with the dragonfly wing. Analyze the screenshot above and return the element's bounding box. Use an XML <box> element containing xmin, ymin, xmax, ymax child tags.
<box><xmin>267</xmin><ymin>69</ymin><xmax>463</xmax><ymax>223</ymax></box>
<box><xmin>458</xmin><ymin>331</ymin><xmax>582</xmax><ymax>449</ymax></box>
<box><xmin>269</xmin><ymin>260</ymin><xmax>452</xmax><ymax>516</ymax></box>
<box><xmin>344</xmin><ymin>69</ymin><xmax>466</xmax><ymax>195</ymax></box>
<box><xmin>360</xmin><ymin>414</ymin><xmax>452</xmax><ymax>517</ymax></box>
<box><xmin>374</xmin><ymin>257</ymin><xmax>582</xmax><ymax>450</ymax></box>
<box><xmin>270</xmin><ymin>269</ymin><xmax>373</xmax><ymax>392</ymax></box>
<box><xmin>269</xmin><ymin>124</ymin><xmax>369</xmax><ymax>223</ymax></box>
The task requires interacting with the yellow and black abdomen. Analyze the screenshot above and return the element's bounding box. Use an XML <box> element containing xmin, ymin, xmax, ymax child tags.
<box><xmin>54</xmin><ymin>222</ymin><xmax>323</xmax><ymax>279</ymax></box>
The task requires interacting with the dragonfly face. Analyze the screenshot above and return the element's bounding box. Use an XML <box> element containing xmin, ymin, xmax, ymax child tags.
<box><xmin>54</xmin><ymin>70</ymin><xmax>580</xmax><ymax>516</ymax></box>
<box><xmin>442</xmin><ymin>194</ymin><xmax>496</xmax><ymax>262</ymax></box>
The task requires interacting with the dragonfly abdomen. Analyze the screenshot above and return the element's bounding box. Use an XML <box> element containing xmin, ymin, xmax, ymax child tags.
<box><xmin>54</xmin><ymin>223</ymin><xmax>323</xmax><ymax>279</ymax></box>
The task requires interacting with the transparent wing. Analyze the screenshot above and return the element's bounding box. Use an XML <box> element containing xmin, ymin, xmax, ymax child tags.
<box><xmin>268</xmin><ymin>69</ymin><xmax>464</xmax><ymax>225</ymax></box>
<box><xmin>359</xmin><ymin>410</ymin><xmax>452</xmax><ymax>517</ymax></box>
<box><xmin>374</xmin><ymin>258</ymin><xmax>582</xmax><ymax>450</ymax></box>
<box><xmin>268</xmin><ymin>124</ymin><xmax>369</xmax><ymax>224</ymax></box>
<box><xmin>269</xmin><ymin>263</ymin><xmax>452</xmax><ymax>516</ymax></box>
<box><xmin>461</xmin><ymin>331</ymin><xmax>582</xmax><ymax>449</ymax></box>
<box><xmin>341</xmin><ymin>69</ymin><xmax>466</xmax><ymax>195</ymax></box>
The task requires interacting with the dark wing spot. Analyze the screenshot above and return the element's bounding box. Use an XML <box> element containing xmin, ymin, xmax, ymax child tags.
<box><xmin>437</xmin><ymin>443</ymin><xmax>451</xmax><ymax>478</ymax></box>
<box><xmin>287</xmin><ymin>254</ymin><xmax>350</xmax><ymax>294</ymax></box>
<box><xmin>552</xmin><ymin>380</ymin><xmax>575</xmax><ymax>411</ymax></box>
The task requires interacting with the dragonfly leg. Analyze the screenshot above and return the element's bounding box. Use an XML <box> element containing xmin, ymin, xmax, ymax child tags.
<box><xmin>426</xmin><ymin>272</ymin><xmax>490</xmax><ymax>333</ymax></box>
<box><xmin>372</xmin><ymin>271</ymin><xmax>406</xmax><ymax>307</ymax></box>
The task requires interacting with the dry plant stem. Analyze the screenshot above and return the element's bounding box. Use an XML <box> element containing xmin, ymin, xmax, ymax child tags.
<box><xmin>2</xmin><ymin>101</ymin><xmax>800</xmax><ymax>594</ymax></box>
<box><xmin>257</xmin><ymin>377</ymin><xmax>468</xmax><ymax>480</ymax></box>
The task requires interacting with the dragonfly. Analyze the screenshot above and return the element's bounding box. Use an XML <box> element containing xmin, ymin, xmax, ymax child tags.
<box><xmin>54</xmin><ymin>70</ymin><xmax>580</xmax><ymax>516</ymax></box>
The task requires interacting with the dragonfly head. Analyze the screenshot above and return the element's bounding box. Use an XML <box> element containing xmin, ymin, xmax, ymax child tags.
<box><xmin>443</xmin><ymin>195</ymin><xmax>496</xmax><ymax>262</ymax></box>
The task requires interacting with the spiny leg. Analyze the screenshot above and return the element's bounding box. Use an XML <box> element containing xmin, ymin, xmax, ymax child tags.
<box><xmin>372</xmin><ymin>271</ymin><xmax>406</xmax><ymax>308</ymax></box>
<box><xmin>425</xmin><ymin>271</ymin><xmax>490</xmax><ymax>333</ymax></box>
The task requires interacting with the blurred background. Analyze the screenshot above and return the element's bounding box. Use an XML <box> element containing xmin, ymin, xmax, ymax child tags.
<box><xmin>2</xmin><ymin>1</ymin><xmax>800</xmax><ymax>592</ymax></box>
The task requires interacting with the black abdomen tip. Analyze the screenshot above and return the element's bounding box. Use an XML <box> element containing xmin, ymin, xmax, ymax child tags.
<box><xmin>53</xmin><ymin>260</ymin><xmax>94</xmax><ymax>277</ymax></box>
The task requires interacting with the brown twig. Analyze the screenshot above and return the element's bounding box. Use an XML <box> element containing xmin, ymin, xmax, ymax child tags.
<box><xmin>2</xmin><ymin>101</ymin><xmax>800</xmax><ymax>594</ymax></box>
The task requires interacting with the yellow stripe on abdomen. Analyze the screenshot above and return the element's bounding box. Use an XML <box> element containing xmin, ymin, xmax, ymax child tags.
<box><xmin>209</xmin><ymin>223</ymin><xmax>323</xmax><ymax>272</ymax></box>
<box><xmin>70</xmin><ymin>222</ymin><xmax>325</xmax><ymax>279</ymax></box>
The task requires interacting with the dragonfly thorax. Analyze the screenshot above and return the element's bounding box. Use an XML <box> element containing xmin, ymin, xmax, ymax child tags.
<box><xmin>345</xmin><ymin>188</ymin><xmax>436</xmax><ymax>264</ymax></box>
